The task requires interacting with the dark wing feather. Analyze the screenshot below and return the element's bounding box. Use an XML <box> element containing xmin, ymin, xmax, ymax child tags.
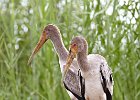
<box><xmin>100</xmin><ymin>63</ymin><xmax>113</xmax><ymax>100</ymax></box>
<box><xmin>63</xmin><ymin>69</ymin><xmax>85</xmax><ymax>100</ymax></box>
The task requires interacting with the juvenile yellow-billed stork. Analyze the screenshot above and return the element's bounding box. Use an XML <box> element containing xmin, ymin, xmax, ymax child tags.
<box><xmin>64</xmin><ymin>36</ymin><xmax>114</xmax><ymax>100</ymax></box>
<box><xmin>28</xmin><ymin>24</ymin><xmax>86</xmax><ymax>100</ymax></box>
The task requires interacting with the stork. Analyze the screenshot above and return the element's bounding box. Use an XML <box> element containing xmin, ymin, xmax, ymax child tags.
<box><xmin>28</xmin><ymin>24</ymin><xmax>85</xmax><ymax>100</ymax></box>
<box><xmin>64</xmin><ymin>36</ymin><xmax>114</xmax><ymax>100</ymax></box>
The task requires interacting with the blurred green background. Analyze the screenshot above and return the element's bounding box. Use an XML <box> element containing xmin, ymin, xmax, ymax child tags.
<box><xmin>0</xmin><ymin>0</ymin><xmax>140</xmax><ymax>100</ymax></box>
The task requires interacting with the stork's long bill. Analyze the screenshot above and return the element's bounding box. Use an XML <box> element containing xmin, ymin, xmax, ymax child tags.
<box><xmin>28</xmin><ymin>30</ymin><xmax>48</xmax><ymax>65</ymax></box>
<box><xmin>64</xmin><ymin>44</ymin><xmax>78</xmax><ymax>76</ymax></box>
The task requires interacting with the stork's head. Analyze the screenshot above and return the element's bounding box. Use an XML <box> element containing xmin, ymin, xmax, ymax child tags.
<box><xmin>28</xmin><ymin>24</ymin><xmax>60</xmax><ymax>65</ymax></box>
<box><xmin>63</xmin><ymin>36</ymin><xmax>88</xmax><ymax>76</ymax></box>
<box><xmin>70</xmin><ymin>36</ymin><xmax>87</xmax><ymax>54</ymax></box>
<box><xmin>44</xmin><ymin>24</ymin><xmax>60</xmax><ymax>38</ymax></box>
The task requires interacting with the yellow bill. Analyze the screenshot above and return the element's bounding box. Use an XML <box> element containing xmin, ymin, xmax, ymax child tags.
<box><xmin>28</xmin><ymin>31</ymin><xmax>48</xmax><ymax>65</ymax></box>
<box><xmin>63</xmin><ymin>44</ymin><xmax>78</xmax><ymax>77</ymax></box>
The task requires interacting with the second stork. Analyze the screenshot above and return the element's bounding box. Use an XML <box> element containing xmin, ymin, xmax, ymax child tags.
<box><xmin>64</xmin><ymin>36</ymin><xmax>114</xmax><ymax>100</ymax></box>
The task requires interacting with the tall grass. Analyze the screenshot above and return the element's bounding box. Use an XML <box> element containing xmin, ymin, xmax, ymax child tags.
<box><xmin>0</xmin><ymin>0</ymin><xmax>140</xmax><ymax>100</ymax></box>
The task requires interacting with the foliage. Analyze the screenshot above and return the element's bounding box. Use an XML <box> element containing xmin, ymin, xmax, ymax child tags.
<box><xmin>0</xmin><ymin>0</ymin><xmax>140</xmax><ymax>100</ymax></box>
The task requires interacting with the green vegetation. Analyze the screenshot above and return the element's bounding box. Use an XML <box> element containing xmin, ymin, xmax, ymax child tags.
<box><xmin>0</xmin><ymin>0</ymin><xmax>139</xmax><ymax>100</ymax></box>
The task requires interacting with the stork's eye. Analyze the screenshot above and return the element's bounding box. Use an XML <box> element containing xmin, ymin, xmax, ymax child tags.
<box><xmin>73</xmin><ymin>43</ymin><xmax>77</xmax><ymax>47</ymax></box>
<box><xmin>70</xmin><ymin>43</ymin><xmax>78</xmax><ymax>53</ymax></box>
<box><xmin>71</xmin><ymin>43</ymin><xmax>77</xmax><ymax>48</ymax></box>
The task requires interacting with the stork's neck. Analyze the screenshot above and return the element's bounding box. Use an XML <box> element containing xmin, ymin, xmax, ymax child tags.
<box><xmin>77</xmin><ymin>49</ymin><xmax>90</xmax><ymax>73</ymax></box>
<box><xmin>51</xmin><ymin>34</ymin><xmax>68</xmax><ymax>61</ymax></box>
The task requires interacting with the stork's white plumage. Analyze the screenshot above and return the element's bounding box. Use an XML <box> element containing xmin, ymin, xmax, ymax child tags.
<box><xmin>64</xmin><ymin>36</ymin><xmax>114</xmax><ymax>100</ymax></box>
<box><xmin>28</xmin><ymin>24</ymin><xmax>82</xmax><ymax>100</ymax></box>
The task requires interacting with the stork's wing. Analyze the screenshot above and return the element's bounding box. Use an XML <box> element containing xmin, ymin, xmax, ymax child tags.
<box><xmin>100</xmin><ymin>63</ymin><xmax>114</xmax><ymax>100</ymax></box>
<box><xmin>63</xmin><ymin>69</ymin><xmax>85</xmax><ymax>100</ymax></box>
